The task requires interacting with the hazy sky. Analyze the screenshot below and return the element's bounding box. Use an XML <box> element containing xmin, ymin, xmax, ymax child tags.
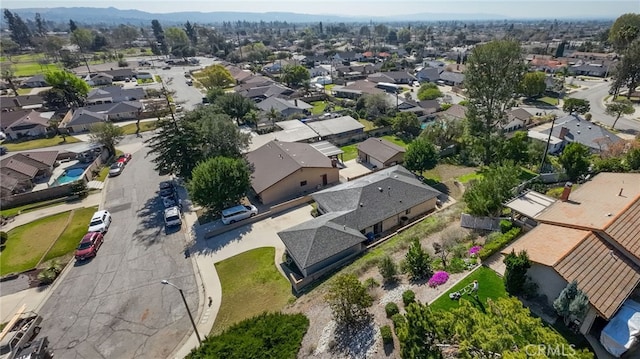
<box><xmin>3</xmin><ymin>0</ymin><xmax>639</xmax><ymax>18</ymax></box>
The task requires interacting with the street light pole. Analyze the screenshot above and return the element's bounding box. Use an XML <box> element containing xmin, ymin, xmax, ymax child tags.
<box><xmin>161</xmin><ymin>280</ymin><xmax>202</xmax><ymax>344</ymax></box>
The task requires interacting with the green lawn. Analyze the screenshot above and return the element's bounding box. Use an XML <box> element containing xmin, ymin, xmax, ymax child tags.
<box><xmin>2</xmin><ymin>136</ymin><xmax>80</xmax><ymax>151</ymax></box>
<box><xmin>456</xmin><ymin>171</ymin><xmax>483</xmax><ymax>183</ymax></box>
<box><xmin>42</xmin><ymin>207</ymin><xmax>97</xmax><ymax>262</ymax></box>
<box><xmin>358</xmin><ymin>119</ymin><xmax>377</xmax><ymax>131</ymax></box>
<box><xmin>309</xmin><ymin>101</ymin><xmax>344</xmax><ymax>115</ymax></box>
<box><xmin>136</xmin><ymin>78</ymin><xmax>154</xmax><ymax>84</ymax></box>
<box><xmin>429</xmin><ymin>266</ymin><xmax>507</xmax><ymax>311</ymax></box>
<box><xmin>0</xmin><ymin>212</ymin><xmax>71</xmax><ymax>276</ymax></box>
<box><xmin>339</xmin><ymin>143</ymin><xmax>359</xmax><ymax>161</ymax></box>
<box><xmin>13</xmin><ymin>62</ymin><xmax>60</xmax><ymax>77</ymax></box>
<box><xmin>324</xmin><ymin>84</ymin><xmax>336</xmax><ymax>91</ymax></box>
<box><xmin>457</xmin><ymin>167</ymin><xmax>537</xmax><ymax>184</ymax></box>
<box><xmin>16</xmin><ymin>88</ymin><xmax>32</xmax><ymax>95</ymax></box>
<box><xmin>154</xmin><ymin>75</ymin><xmax>162</xmax><ymax>82</ymax></box>
<box><xmin>211</xmin><ymin>247</ymin><xmax>294</xmax><ymax>335</ymax></box>
<box><xmin>96</xmin><ymin>167</ymin><xmax>110</xmax><ymax>182</ymax></box>
<box><xmin>120</xmin><ymin>121</ymin><xmax>157</xmax><ymax>135</ymax></box>
<box><xmin>539</xmin><ymin>96</ymin><xmax>559</xmax><ymax>106</ymax></box>
<box><xmin>381</xmin><ymin>135</ymin><xmax>410</xmax><ymax>148</ymax></box>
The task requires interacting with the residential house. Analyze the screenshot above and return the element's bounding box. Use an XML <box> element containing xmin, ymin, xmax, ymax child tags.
<box><xmin>537</xmin><ymin>115</ymin><xmax>622</xmax><ymax>153</ymax></box>
<box><xmin>367</xmin><ymin>71</ymin><xmax>417</xmax><ymax>85</ymax></box>
<box><xmin>278</xmin><ymin>166</ymin><xmax>441</xmax><ymax>282</ymax></box>
<box><xmin>246</xmin><ymin>140</ymin><xmax>339</xmax><ymax>205</ymax></box>
<box><xmin>86</xmin><ymin>72</ymin><xmax>114</xmax><ymax>86</ymax></box>
<box><xmin>438</xmin><ymin>71</ymin><xmax>465</xmax><ymax>86</ymax></box>
<box><xmin>418</xmin><ymin>100</ymin><xmax>441</xmax><ymax>115</ymax></box>
<box><xmin>85</xmin><ymin>86</ymin><xmax>145</xmax><ymax>105</ymax></box>
<box><xmin>263</xmin><ymin>59</ymin><xmax>296</xmax><ymax>74</ymax></box>
<box><xmin>305</xmin><ymin>116</ymin><xmax>365</xmax><ymax>145</ymax></box>
<box><xmin>437</xmin><ymin>104</ymin><xmax>467</xmax><ymax>121</ymax></box>
<box><xmin>102</xmin><ymin>68</ymin><xmax>137</xmax><ymax>81</ymax></box>
<box><xmin>21</xmin><ymin>74</ymin><xmax>47</xmax><ymax>88</ymax></box>
<box><xmin>309</xmin><ymin>66</ymin><xmax>330</xmax><ymax>78</ymax></box>
<box><xmin>502</xmin><ymin>173</ymin><xmax>640</xmax><ymax>338</ymax></box>
<box><xmin>0</xmin><ymin>151</ymin><xmax>59</xmax><ymax>195</ymax></box>
<box><xmin>225</xmin><ymin>65</ymin><xmax>253</xmax><ymax>84</ymax></box>
<box><xmin>396</xmin><ymin>99</ymin><xmax>432</xmax><ymax>120</ymax></box>
<box><xmin>60</xmin><ymin>109</ymin><xmax>106</xmax><ymax>133</ymax></box>
<box><xmin>332</xmin><ymin>80</ymin><xmax>385</xmax><ymax>99</ymax></box>
<box><xmin>504</xmin><ymin>108</ymin><xmax>533</xmax><ymax>132</ymax></box>
<box><xmin>568</xmin><ymin>63</ymin><xmax>609</xmax><ymax>77</ymax></box>
<box><xmin>0</xmin><ymin>95</ymin><xmax>44</xmax><ymax>111</ymax></box>
<box><xmin>241</xmin><ymin>83</ymin><xmax>294</xmax><ymax>102</ymax></box>
<box><xmin>0</xmin><ymin>109</ymin><xmax>53</xmax><ymax>140</ymax></box>
<box><xmin>527</xmin><ymin>131</ymin><xmax>564</xmax><ymax>154</ymax></box>
<box><xmin>248</xmin><ymin>120</ymin><xmax>320</xmax><ymax>151</ymax></box>
<box><xmin>333</xmin><ymin>51</ymin><xmax>364</xmax><ymax>63</ymax></box>
<box><xmin>302</xmin><ymin>54</ymin><xmax>330</xmax><ymax>67</ymax></box>
<box><xmin>415</xmin><ymin>67</ymin><xmax>442</xmax><ymax>83</ymax></box>
<box><xmin>357</xmin><ymin>137</ymin><xmax>405</xmax><ymax>168</ymax></box>
<box><xmin>256</xmin><ymin>97</ymin><xmax>312</xmax><ymax>118</ymax></box>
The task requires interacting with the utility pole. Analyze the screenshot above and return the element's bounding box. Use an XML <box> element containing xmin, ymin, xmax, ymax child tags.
<box><xmin>539</xmin><ymin>114</ymin><xmax>557</xmax><ymax>174</ymax></box>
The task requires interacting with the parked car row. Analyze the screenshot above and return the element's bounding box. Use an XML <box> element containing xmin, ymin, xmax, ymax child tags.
<box><xmin>108</xmin><ymin>153</ymin><xmax>132</xmax><ymax>177</ymax></box>
<box><xmin>75</xmin><ymin>210</ymin><xmax>112</xmax><ymax>261</ymax></box>
<box><xmin>160</xmin><ymin>180</ymin><xmax>182</xmax><ymax>228</ymax></box>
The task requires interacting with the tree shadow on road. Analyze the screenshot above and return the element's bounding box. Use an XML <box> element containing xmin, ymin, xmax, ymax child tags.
<box><xmin>132</xmin><ymin>195</ymin><xmax>166</xmax><ymax>247</ymax></box>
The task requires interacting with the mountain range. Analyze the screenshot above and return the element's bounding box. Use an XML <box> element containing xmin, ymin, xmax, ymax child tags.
<box><xmin>7</xmin><ymin>7</ymin><xmax>510</xmax><ymax>25</ymax></box>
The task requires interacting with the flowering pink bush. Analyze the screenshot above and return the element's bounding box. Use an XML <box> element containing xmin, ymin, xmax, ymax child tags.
<box><xmin>428</xmin><ymin>271</ymin><xmax>449</xmax><ymax>287</ymax></box>
<box><xmin>469</xmin><ymin>246</ymin><xmax>482</xmax><ymax>256</ymax></box>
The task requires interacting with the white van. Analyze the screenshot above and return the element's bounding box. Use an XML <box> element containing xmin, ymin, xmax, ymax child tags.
<box><xmin>164</xmin><ymin>206</ymin><xmax>182</xmax><ymax>227</ymax></box>
<box><xmin>221</xmin><ymin>205</ymin><xmax>258</xmax><ymax>225</ymax></box>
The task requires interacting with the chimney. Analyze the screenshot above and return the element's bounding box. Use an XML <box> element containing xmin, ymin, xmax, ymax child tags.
<box><xmin>560</xmin><ymin>182</ymin><xmax>573</xmax><ymax>202</ymax></box>
<box><xmin>558</xmin><ymin>127</ymin><xmax>569</xmax><ymax>140</ymax></box>
<box><xmin>619</xmin><ymin>188</ymin><xmax>624</xmax><ymax>196</ymax></box>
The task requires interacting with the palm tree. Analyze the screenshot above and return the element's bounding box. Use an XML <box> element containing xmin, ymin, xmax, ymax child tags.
<box><xmin>266</xmin><ymin>108</ymin><xmax>280</xmax><ymax>127</ymax></box>
<box><xmin>243</xmin><ymin>110</ymin><xmax>260</xmax><ymax>130</ymax></box>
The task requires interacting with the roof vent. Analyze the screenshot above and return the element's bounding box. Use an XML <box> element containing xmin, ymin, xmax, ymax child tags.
<box><xmin>588</xmin><ymin>126</ymin><xmax>592</xmax><ymax>129</ymax></box>
<box><xmin>378</xmin><ymin>187</ymin><xmax>383</xmax><ymax>192</ymax></box>
<box><xmin>606</xmin><ymin>213</ymin><xmax>612</xmax><ymax>217</ymax></box>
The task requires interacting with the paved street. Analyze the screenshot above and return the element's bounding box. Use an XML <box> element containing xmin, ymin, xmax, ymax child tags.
<box><xmin>36</xmin><ymin>145</ymin><xmax>198</xmax><ymax>359</ymax></box>
<box><xmin>570</xmin><ymin>80</ymin><xmax>640</xmax><ymax>133</ymax></box>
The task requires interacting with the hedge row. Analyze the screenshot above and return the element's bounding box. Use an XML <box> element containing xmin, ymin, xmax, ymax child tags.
<box><xmin>479</xmin><ymin>227</ymin><xmax>522</xmax><ymax>260</ymax></box>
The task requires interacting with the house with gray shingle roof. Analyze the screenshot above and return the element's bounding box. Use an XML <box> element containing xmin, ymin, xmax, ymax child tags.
<box><xmin>538</xmin><ymin>115</ymin><xmax>622</xmax><ymax>153</ymax></box>
<box><xmin>278</xmin><ymin>166</ymin><xmax>441</xmax><ymax>282</ymax></box>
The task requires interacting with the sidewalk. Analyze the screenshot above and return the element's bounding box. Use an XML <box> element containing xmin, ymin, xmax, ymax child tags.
<box><xmin>1</xmin><ymin>192</ymin><xmax>102</xmax><ymax>232</ymax></box>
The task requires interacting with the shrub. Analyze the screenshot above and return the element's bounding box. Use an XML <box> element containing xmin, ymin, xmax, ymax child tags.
<box><xmin>440</xmin><ymin>103</ymin><xmax>453</xmax><ymax>111</ymax></box>
<box><xmin>364</xmin><ymin>277</ymin><xmax>380</xmax><ymax>289</ymax></box>
<box><xmin>402</xmin><ymin>290</ymin><xmax>416</xmax><ymax>307</ymax></box>
<box><xmin>428</xmin><ymin>271</ymin><xmax>450</xmax><ymax>287</ymax></box>
<box><xmin>478</xmin><ymin>228</ymin><xmax>522</xmax><ymax>260</ymax></box>
<box><xmin>378</xmin><ymin>255</ymin><xmax>398</xmax><ymax>283</ymax></box>
<box><xmin>385</xmin><ymin>302</ymin><xmax>400</xmax><ymax>318</ymax></box>
<box><xmin>380</xmin><ymin>325</ymin><xmax>393</xmax><ymax>345</ymax></box>
<box><xmin>391</xmin><ymin>313</ymin><xmax>406</xmax><ymax>333</ymax></box>
<box><xmin>0</xmin><ymin>231</ymin><xmax>7</xmax><ymax>246</ymax></box>
<box><xmin>500</xmin><ymin>219</ymin><xmax>513</xmax><ymax>233</ymax></box>
<box><xmin>448</xmin><ymin>257</ymin><xmax>466</xmax><ymax>273</ymax></box>
<box><xmin>468</xmin><ymin>245</ymin><xmax>482</xmax><ymax>257</ymax></box>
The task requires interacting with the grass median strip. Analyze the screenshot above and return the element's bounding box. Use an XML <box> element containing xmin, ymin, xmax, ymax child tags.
<box><xmin>42</xmin><ymin>206</ymin><xmax>98</xmax><ymax>263</ymax></box>
<box><xmin>211</xmin><ymin>247</ymin><xmax>294</xmax><ymax>335</ymax></box>
<box><xmin>2</xmin><ymin>136</ymin><xmax>80</xmax><ymax>151</ymax></box>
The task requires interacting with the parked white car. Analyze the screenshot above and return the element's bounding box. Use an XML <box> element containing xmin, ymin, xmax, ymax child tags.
<box><xmin>221</xmin><ymin>205</ymin><xmax>258</xmax><ymax>225</ymax></box>
<box><xmin>88</xmin><ymin>210</ymin><xmax>112</xmax><ymax>233</ymax></box>
<box><xmin>164</xmin><ymin>206</ymin><xmax>182</xmax><ymax>227</ymax></box>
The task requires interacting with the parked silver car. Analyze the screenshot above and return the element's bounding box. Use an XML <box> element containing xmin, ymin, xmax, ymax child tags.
<box><xmin>108</xmin><ymin>162</ymin><xmax>124</xmax><ymax>177</ymax></box>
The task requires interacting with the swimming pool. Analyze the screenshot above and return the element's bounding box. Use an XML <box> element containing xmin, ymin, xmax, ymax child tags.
<box><xmin>54</xmin><ymin>167</ymin><xmax>86</xmax><ymax>186</ymax></box>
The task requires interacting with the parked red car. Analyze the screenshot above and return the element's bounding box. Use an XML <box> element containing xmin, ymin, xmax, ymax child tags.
<box><xmin>117</xmin><ymin>153</ymin><xmax>132</xmax><ymax>165</ymax></box>
<box><xmin>75</xmin><ymin>232</ymin><xmax>104</xmax><ymax>260</ymax></box>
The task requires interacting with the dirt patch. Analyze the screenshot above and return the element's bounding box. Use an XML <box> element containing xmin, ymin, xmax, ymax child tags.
<box><xmin>286</xmin><ymin>221</ymin><xmax>480</xmax><ymax>359</ymax></box>
<box><xmin>425</xmin><ymin>164</ymin><xmax>477</xmax><ymax>182</ymax></box>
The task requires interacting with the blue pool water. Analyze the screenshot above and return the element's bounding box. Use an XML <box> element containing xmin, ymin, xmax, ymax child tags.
<box><xmin>55</xmin><ymin>167</ymin><xmax>86</xmax><ymax>185</ymax></box>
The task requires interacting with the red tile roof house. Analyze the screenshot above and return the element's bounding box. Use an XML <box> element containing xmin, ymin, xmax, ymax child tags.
<box><xmin>501</xmin><ymin>173</ymin><xmax>640</xmax><ymax>341</ymax></box>
<box><xmin>0</xmin><ymin>151</ymin><xmax>59</xmax><ymax>196</ymax></box>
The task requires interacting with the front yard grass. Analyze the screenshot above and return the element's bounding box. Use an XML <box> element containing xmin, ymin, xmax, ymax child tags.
<box><xmin>42</xmin><ymin>206</ymin><xmax>97</xmax><ymax>262</ymax></box>
<box><xmin>339</xmin><ymin>143</ymin><xmax>359</xmax><ymax>162</ymax></box>
<box><xmin>96</xmin><ymin>167</ymin><xmax>110</xmax><ymax>182</ymax></box>
<box><xmin>2</xmin><ymin>136</ymin><xmax>80</xmax><ymax>151</ymax></box>
<box><xmin>381</xmin><ymin>135</ymin><xmax>410</xmax><ymax>148</ymax></box>
<box><xmin>1</xmin><ymin>212</ymin><xmax>70</xmax><ymax>276</ymax></box>
<box><xmin>539</xmin><ymin>96</ymin><xmax>559</xmax><ymax>106</ymax></box>
<box><xmin>429</xmin><ymin>266</ymin><xmax>507</xmax><ymax>311</ymax></box>
<box><xmin>211</xmin><ymin>247</ymin><xmax>294</xmax><ymax>335</ymax></box>
<box><xmin>136</xmin><ymin>78</ymin><xmax>154</xmax><ymax>84</ymax></box>
<box><xmin>119</xmin><ymin>121</ymin><xmax>157</xmax><ymax>135</ymax></box>
<box><xmin>358</xmin><ymin>119</ymin><xmax>377</xmax><ymax>131</ymax></box>
<box><xmin>12</xmin><ymin>62</ymin><xmax>60</xmax><ymax>77</ymax></box>
<box><xmin>1</xmin><ymin>199</ymin><xmax>66</xmax><ymax>218</ymax></box>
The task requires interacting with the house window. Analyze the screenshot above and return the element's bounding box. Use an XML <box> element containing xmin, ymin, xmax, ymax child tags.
<box><xmin>300</xmin><ymin>180</ymin><xmax>307</xmax><ymax>187</ymax></box>
<box><xmin>405</xmin><ymin>208</ymin><xmax>411</xmax><ymax>215</ymax></box>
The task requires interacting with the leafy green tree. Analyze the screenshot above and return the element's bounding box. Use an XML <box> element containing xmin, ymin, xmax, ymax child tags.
<box><xmin>420</xmin><ymin>119</ymin><xmax>464</xmax><ymax>149</ymax></box>
<box><xmin>463</xmin><ymin>163</ymin><xmax>521</xmax><ymax>216</ymax></box>
<box><xmin>392</xmin><ymin>112</ymin><xmax>421</xmax><ymax>137</ymax></box>
<box><xmin>165</xmin><ymin>27</ymin><xmax>190</xmax><ymax>51</ymax></box>
<box><xmin>89</xmin><ymin>122</ymin><xmax>124</xmax><ymax>157</ymax></box>
<box><xmin>199</xmin><ymin>64</ymin><xmax>235</xmax><ymax>89</ymax></box>
<box><xmin>608</xmin><ymin>13</ymin><xmax>640</xmax><ymax>50</ymax></box>
<box><xmin>188</xmin><ymin>156</ymin><xmax>251</xmax><ymax>212</ymax></box>
<box><xmin>196</xmin><ymin>110</ymin><xmax>251</xmax><ymax>159</ymax></box>
<box><xmin>503</xmin><ymin>250</ymin><xmax>531</xmax><ymax>296</ymax></box>
<box><xmin>215</xmin><ymin>92</ymin><xmax>257</xmax><ymax>126</ymax></box>
<box><xmin>404</xmin><ymin>138</ymin><xmax>438</xmax><ymax>175</ymax></box>
<box><xmin>378</xmin><ymin>256</ymin><xmax>398</xmax><ymax>283</ymax></box>
<box><xmin>69</xmin><ymin>19</ymin><xmax>78</xmax><ymax>32</ymax></box>
<box><xmin>519</xmin><ymin>71</ymin><xmax>546</xmax><ymax>98</ymax></box>
<box><xmin>627</xmin><ymin>147</ymin><xmax>640</xmax><ymax>170</ymax></box>
<box><xmin>3</xmin><ymin>10</ymin><xmax>32</xmax><ymax>48</ymax></box>
<box><xmin>71</xmin><ymin>28</ymin><xmax>94</xmax><ymax>52</ymax></box>
<box><xmin>184</xmin><ymin>21</ymin><xmax>198</xmax><ymax>45</ymax></box>
<box><xmin>397</xmin><ymin>28</ymin><xmax>412</xmax><ymax>43</ymax></box>
<box><xmin>500</xmin><ymin>131</ymin><xmax>529</xmax><ymax>165</ymax></box>
<box><xmin>396</xmin><ymin>303</ymin><xmax>443</xmax><ymax>359</ymax></box>
<box><xmin>562</xmin><ymin>98</ymin><xmax>590</xmax><ymax>115</ymax></box>
<box><xmin>151</xmin><ymin>19</ymin><xmax>169</xmax><ymax>55</ymax></box>
<box><xmin>417</xmin><ymin>82</ymin><xmax>443</xmax><ymax>101</ymax></box>
<box><xmin>281</xmin><ymin>64</ymin><xmax>310</xmax><ymax>87</ymax></box>
<box><xmin>559</xmin><ymin>142</ymin><xmax>591</xmax><ymax>180</ymax></box>
<box><xmin>611</xmin><ymin>39</ymin><xmax>640</xmax><ymax>100</ymax></box>
<box><xmin>357</xmin><ymin>93</ymin><xmax>392</xmax><ymax>121</ymax></box>
<box><xmin>43</xmin><ymin>70</ymin><xmax>90</xmax><ymax>109</ymax></box>
<box><xmin>465</xmin><ymin>40</ymin><xmax>527</xmax><ymax>165</ymax></box>
<box><xmin>553</xmin><ymin>280</ymin><xmax>589</xmax><ymax>324</ymax></box>
<box><xmin>0</xmin><ymin>66</ymin><xmax>19</xmax><ymax>97</ymax></box>
<box><xmin>243</xmin><ymin>110</ymin><xmax>260</xmax><ymax>130</ymax></box>
<box><xmin>324</xmin><ymin>274</ymin><xmax>373</xmax><ymax>328</ymax></box>
<box><xmin>605</xmin><ymin>99</ymin><xmax>636</xmax><ymax>129</ymax></box>
<box><xmin>569</xmin><ymin>290</ymin><xmax>590</xmax><ymax>322</ymax></box>
<box><xmin>145</xmin><ymin>117</ymin><xmax>203</xmax><ymax>178</ymax></box>
<box><xmin>402</xmin><ymin>238</ymin><xmax>432</xmax><ymax>281</ymax></box>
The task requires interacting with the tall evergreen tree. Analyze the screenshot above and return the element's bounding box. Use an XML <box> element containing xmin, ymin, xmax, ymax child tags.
<box><xmin>35</xmin><ymin>13</ymin><xmax>46</xmax><ymax>36</ymax></box>
<box><xmin>69</xmin><ymin>19</ymin><xmax>78</xmax><ymax>32</ymax></box>
<box><xmin>503</xmin><ymin>250</ymin><xmax>531</xmax><ymax>296</ymax></box>
<box><xmin>3</xmin><ymin>10</ymin><xmax>32</xmax><ymax>48</ymax></box>
<box><xmin>184</xmin><ymin>21</ymin><xmax>198</xmax><ymax>45</ymax></box>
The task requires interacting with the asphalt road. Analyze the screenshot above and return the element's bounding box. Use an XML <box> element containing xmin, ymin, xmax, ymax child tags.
<box><xmin>570</xmin><ymin>80</ymin><xmax>640</xmax><ymax>134</ymax></box>
<box><xmin>37</xmin><ymin>147</ymin><xmax>198</xmax><ymax>359</ymax></box>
